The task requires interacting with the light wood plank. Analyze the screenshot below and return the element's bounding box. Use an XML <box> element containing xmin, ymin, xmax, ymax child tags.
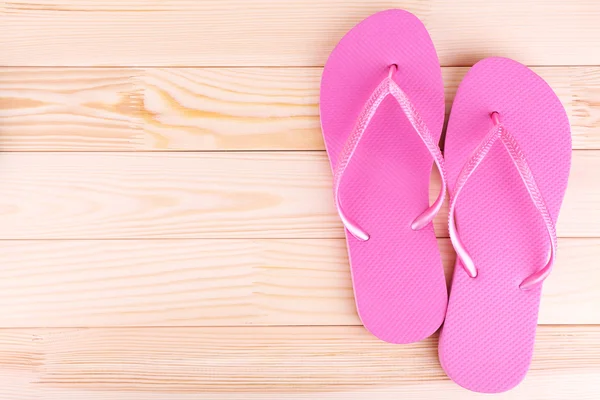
<box><xmin>0</xmin><ymin>238</ymin><xmax>596</xmax><ymax>327</ymax></box>
<box><xmin>0</xmin><ymin>326</ymin><xmax>598</xmax><ymax>399</ymax></box>
<box><xmin>140</xmin><ymin>67</ymin><xmax>322</xmax><ymax>151</ymax></box>
<box><xmin>0</xmin><ymin>151</ymin><xmax>597</xmax><ymax>239</ymax></box>
<box><xmin>2</xmin><ymin>67</ymin><xmax>599</xmax><ymax>150</ymax></box>
<box><xmin>2</xmin><ymin>1</ymin><xmax>600</xmax><ymax>66</ymax></box>
<box><xmin>0</xmin><ymin>68</ymin><xmax>145</xmax><ymax>150</ymax></box>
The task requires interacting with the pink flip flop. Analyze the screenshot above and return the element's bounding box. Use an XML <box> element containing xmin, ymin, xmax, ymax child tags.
<box><xmin>319</xmin><ymin>9</ymin><xmax>448</xmax><ymax>344</ymax></box>
<box><xmin>439</xmin><ymin>57</ymin><xmax>571</xmax><ymax>392</ymax></box>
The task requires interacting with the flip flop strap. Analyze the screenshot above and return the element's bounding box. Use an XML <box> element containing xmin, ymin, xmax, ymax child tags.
<box><xmin>448</xmin><ymin>112</ymin><xmax>558</xmax><ymax>290</ymax></box>
<box><xmin>332</xmin><ymin>65</ymin><xmax>447</xmax><ymax>241</ymax></box>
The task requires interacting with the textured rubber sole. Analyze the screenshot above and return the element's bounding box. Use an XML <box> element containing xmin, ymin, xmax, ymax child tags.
<box><xmin>439</xmin><ymin>57</ymin><xmax>571</xmax><ymax>393</ymax></box>
<box><xmin>320</xmin><ymin>9</ymin><xmax>447</xmax><ymax>344</ymax></box>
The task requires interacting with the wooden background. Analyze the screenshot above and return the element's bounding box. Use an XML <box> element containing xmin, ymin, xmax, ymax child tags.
<box><xmin>1</xmin><ymin>1</ymin><xmax>599</xmax><ymax>398</ymax></box>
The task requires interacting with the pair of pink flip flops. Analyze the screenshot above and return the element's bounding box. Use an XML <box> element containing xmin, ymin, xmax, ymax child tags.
<box><xmin>320</xmin><ymin>10</ymin><xmax>571</xmax><ymax>394</ymax></box>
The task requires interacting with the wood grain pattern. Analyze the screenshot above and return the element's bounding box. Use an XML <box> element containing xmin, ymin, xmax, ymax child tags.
<box><xmin>0</xmin><ymin>238</ymin><xmax>596</xmax><ymax>327</ymax></box>
<box><xmin>0</xmin><ymin>326</ymin><xmax>598</xmax><ymax>399</ymax></box>
<box><xmin>2</xmin><ymin>1</ymin><xmax>600</xmax><ymax>66</ymax></box>
<box><xmin>2</xmin><ymin>67</ymin><xmax>599</xmax><ymax>150</ymax></box>
<box><xmin>0</xmin><ymin>68</ymin><xmax>145</xmax><ymax>150</ymax></box>
<box><xmin>2</xmin><ymin>1</ymin><xmax>599</xmax><ymax>399</ymax></box>
<box><xmin>0</xmin><ymin>151</ymin><xmax>597</xmax><ymax>239</ymax></box>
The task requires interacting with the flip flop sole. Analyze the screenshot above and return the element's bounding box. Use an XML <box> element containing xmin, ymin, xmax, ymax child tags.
<box><xmin>320</xmin><ymin>9</ymin><xmax>447</xmax><ymax>344</ymax></box>
<box><xmin>439</xmin><ymin>57</ymin><xmax>571</xmax><ymax>392</ymax></box>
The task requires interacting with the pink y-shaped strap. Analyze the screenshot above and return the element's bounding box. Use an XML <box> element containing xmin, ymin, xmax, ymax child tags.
<box><xmin>448</xmin><ymin>112</ymin><xmax>558</xmax><ymax>290</ymax></box>
<box><xmin>333</xmin><ymin>64</ymin><xmax>447</xmax><ymax>241</ymax></box>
